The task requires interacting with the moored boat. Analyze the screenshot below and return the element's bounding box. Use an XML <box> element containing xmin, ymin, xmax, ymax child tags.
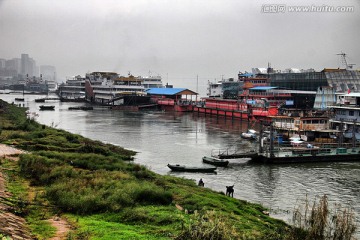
<box><xmin>251</xmin><ymin>121</ymin><xmax>360</xmax><ymax>164</ymax></box>
<box><xmin>39</xmin><ymin>105</ymin><xmax>55</xmax><ymax>110</ymax></box>
<box><xmin>241</xmin><ymin>129</ymin><xmax>257</xmax><ymax>140</ymax></box>
<box><xmin>202</xmin><ymin>156</ymin><xmax>229</xmax><ymax>167</ymax></box>
<box><xmin>68</xmin><ymin>106</ymin><xmax>93</xmax><ymax>111</ymax></box>
<box><xmin>167</xmin><ymin>164</ymin><xmax>217</xmax><ymax>173</ymax></box>
<box><xmin>250</xmin><ymin>147</ymin><xmax>360</xmax><ymax>164</ymax></box>
<box><xmin>35</xmin><ymin>98</ymin><xmax>45</xmax><ymax>102</ymax></box>
<box><xmin>218</xmin><ymin>151</ymin><xmax>259</xmax><ymax>159</ymax></box>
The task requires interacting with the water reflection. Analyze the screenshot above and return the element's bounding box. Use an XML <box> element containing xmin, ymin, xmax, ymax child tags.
<box><xmin>253</xmin><ymin>165</ymin><xmax>280</xmax><ymax>199</ymax></box>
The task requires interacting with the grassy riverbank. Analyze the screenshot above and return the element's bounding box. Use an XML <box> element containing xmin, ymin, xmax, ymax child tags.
<box><xmin>0</xmin><ymin>100</ymin><xmax>292</xmax><ymax>239</ymax></box>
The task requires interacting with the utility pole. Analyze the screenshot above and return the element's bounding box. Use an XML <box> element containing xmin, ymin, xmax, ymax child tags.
<box><xmin>196</xmin><ymin>75</ymin><xmax>198</xmax><ymax>103</ymax></box>
<box><xmin>269</xmin><ymin>122</ymin><xmax>275</xmax><ymax>158</ymax></box>
<box><xmin>352</xmin><ymin>119</ymin><xmax>356</xmax><ymax>149</ymax></box>
<box><xmin>259</xmin><ymin>121</ymin><xmax>263</xmax><ymax>154</ymax></box>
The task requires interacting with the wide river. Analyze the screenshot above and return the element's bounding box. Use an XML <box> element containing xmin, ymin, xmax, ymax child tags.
<box><xmin>2</xmin><ymin>93</ymin><xmax>360</xmax><ymax>236</ymax></box>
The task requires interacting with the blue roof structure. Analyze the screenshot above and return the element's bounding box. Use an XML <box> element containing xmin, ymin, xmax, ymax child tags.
<box><xmin>249</xmin><ymin>86</ymin><xmax>277</xmax><ymax>90</ymax></box>
<box><xmin>146</xmin><ymin>88</ymin><xmax>195</xmax><ymax>95</ymax></box>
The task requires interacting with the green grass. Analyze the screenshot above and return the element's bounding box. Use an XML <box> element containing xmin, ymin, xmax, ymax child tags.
<box><xmin>26</xmin><ymin>217</ymin><xmax>56</xmax><ymax>240</ymax></box>
<box><xmin>0</xmin><ymin>99</ymin><xmax>292</xmax><ymax>239</ymax></box>
<box><xmin>67</xmin><ymin>213</ymin><xmax>175</xmax><ymax>240</ymax></box>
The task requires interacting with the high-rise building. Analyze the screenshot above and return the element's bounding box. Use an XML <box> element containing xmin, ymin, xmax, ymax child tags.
<box><xmin>0</xmin><ymin>58</ymin><xmax>20</xmax><ymax>77</ymax></box>
<box><xmin>6</xmin><ymin>58</ymin><xmax>21</xmax><ymax>73</ymax></box>
<box><xmin>21</xmin><ymin>53</ymin><xmax>37</xmax><ymax>78</ymax></box>
<box><xmin>0</xmin><ymin>59</ymin><xmax>5</xmax><ymax>69</ymax></box>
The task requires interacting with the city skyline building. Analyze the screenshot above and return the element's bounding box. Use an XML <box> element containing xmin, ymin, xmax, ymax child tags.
<box><xmin>21</xmin><ymin>53</ymin><xmax>36</xmax><ymax>78</ymax></box>
<box><xmin>40</xmin><ymin>65</ymin><xmax>56</xmax><ymax>81</ymax></box>
<box><xmin>0</xmin><ymin>54</ymin><xmax>56</xmax><ymax>81</ymax></box>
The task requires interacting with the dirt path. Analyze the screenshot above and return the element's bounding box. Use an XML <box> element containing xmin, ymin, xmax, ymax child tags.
<box><xmin>0</xmin><ymin>144</ymin><xmax>72</xmax><ymax>239</ymax></box>
<box><xmin>0</xmin><ymin>144</ymin><xmax>32</xmax><ymax>239</ymax></box>
<box><xmin>0</xmin><ymin>144</ymin><xmax>26</xmax><ymax>156</ymax></box>
<box><xmin>48</xmin><ymin>217</ymin><xmax>72</xmax><ymax>240</ymax></box>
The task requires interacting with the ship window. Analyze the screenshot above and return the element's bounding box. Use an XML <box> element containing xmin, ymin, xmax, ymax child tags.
<box><xmin>349</xmin><ymin>111</ymin><xmax>354</xmax><ymax>116</ymax></box>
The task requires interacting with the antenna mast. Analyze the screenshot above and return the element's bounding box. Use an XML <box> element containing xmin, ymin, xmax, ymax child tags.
<box><xmin>337</xmin><ymin>52</ymin><xmax>355</xmax><ymax>70</ymax></box>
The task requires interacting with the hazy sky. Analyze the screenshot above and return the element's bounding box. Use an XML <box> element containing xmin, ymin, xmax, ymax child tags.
<box><xmin>0</xmin><ymin>0</ymin><xmax>359</xmax><ymax>94</ymax></box>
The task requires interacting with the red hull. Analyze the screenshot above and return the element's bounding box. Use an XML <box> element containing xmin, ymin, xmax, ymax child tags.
<box><xmin>193</xmin><ymin>106</ymin><xmax>249</xmax><ymax>119</ymax></box>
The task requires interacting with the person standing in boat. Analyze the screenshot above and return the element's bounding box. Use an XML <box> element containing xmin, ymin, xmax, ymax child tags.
<box><xmin>198</xmin><ymin>178</ymin><xmax>204</xmax><ymax>187</ymax></box>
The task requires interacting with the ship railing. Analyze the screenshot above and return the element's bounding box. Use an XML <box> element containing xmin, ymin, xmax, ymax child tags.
<box><xmin>177</xmin><ymin>100</ymin><xmax>195</xmax><ymax>106</ymax></box>
<box><xmin>211</xmin><ymin>148</ymin><xmax>237</xmax><ymax>157</ymax></box>
<box><xmin>211</xmin><ymin>147</ymin><xmax>253</xmax><ymax>157</ymax></box>
<box><xmin>264</xmin><ymin>143</ymin><xmax>360</xmax><ymax>157</ymax></box>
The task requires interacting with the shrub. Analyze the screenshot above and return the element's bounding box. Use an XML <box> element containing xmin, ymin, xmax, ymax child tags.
<box><xmin>121</xmin><ymin>207</ymin><xmax>155</xmax><ymax>223</ymax></box>
<box><xmin>46</xmin><ymin>180</ymin><xmax>107</xmax><ymax>214</ymax></box>
<box><xmin>16</xmin><ymin>119</ymin><xmax>38</xmax><ymax>131</ymax></box>
<box><xmin>65</xmin><ymin>133</ymin><xmax>80</xmax><ymax>143</ymax></box>
<box><xmin>133</xmin><ymin>183</ymin><xmax>172</xmax><ymax>205</ymax></box>
<box><xmin>28</xmin><ymin>131</ymin><xmax>47</xmax><ymax>139</ymax></box>
<box><xmin>7</xmin><ymin>131</ymin><xmax>25</xmax><ymax>139</ymax></box>
<box><xmin>175</xmin><ymin>210</ymin><xmax>240</xmax><ymax>240</ymax></box>
<box><xmin>127</xmin><ymin>164</ymin><xmax>156</xmax><ymax>179</ymax></box>
<box><xmin>289</xmin><ymin>195</ymin><xmax>357</xmax><ymax>240</ymax></box>
<box><xmin>78</xmin><ymin>143</ymin><xmax>109</xmax><ymax>155</ymax></box>
<box><xmin>18</xmin><ymin>154</ymin><xmax>62</xmax><ymax>185</ymax></box>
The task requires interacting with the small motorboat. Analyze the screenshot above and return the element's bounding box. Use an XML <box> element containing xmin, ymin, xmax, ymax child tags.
<box><xmin>202</xmin><ymin>156</ymin><xmax>229</xmax><ymax>167</ymax></box>
<box><xmin>39</xmin><ymin>105</ymin><xmax>55</xmax><ymax>110</ymax></box>
<box><xmin>241</xmin><ymin>129</ymin><xmax>257</xmax><ymax>140</ymax></box>
<box><xmin>167</xmin><ymin>164</ymin><xmax>217</xmax><ymax>173</ymax></box>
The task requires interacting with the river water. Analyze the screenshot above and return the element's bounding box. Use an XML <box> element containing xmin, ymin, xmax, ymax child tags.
<box><xmin>2</xmin><ymin>93</ymin><xmax>360</xmax><ymax>236</ymax></box>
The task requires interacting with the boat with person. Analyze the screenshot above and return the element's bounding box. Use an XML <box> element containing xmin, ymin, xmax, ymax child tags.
<box><xmin>167</xmin><ymin>164</ymin><xmax>217</xmax><ymax>173</ymax></box>
<box><xmin>39</xmin><ymin>105</ymin><xmax>55</xmax><ymax>110</ymax></box>
<box><xmin>202</xmin><ymin>156</ymin><xmax>229</xmax><ymax>167</ymax></box>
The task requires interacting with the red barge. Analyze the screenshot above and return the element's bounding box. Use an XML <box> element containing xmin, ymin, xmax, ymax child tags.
<box><xmin>193</xmin><ymin>98</ymin><xmax>279</xmax><ymax>120</ymax></box>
